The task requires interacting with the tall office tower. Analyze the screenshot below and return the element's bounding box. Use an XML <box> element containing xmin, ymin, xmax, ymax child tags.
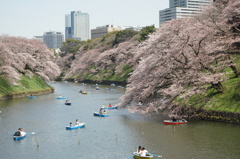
<box><xmin>65</xmin><ymin>14</ymin><xmax>72</xmax><ymax>40</ymax></box>
<box><xmin>43</xmin><ymin>31</ymin><xmax>64</xmax><ymax>49</ymax></box>
<box><xmin>159</xmin><ymin>0</ymin><xmax>212</xmax><ymax>26</ymax></box>
<box><xmin>65</xmin><ymin>11</ymin><xmax>90</xmax><ymax>41</ymax></box>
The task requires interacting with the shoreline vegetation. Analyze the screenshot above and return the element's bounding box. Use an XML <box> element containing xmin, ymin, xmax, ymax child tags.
<box><xmin>1</xmin><ymin>76</ymin><xmax>240</xmax><ymax>124</ymax></box>
<box><xmin>0</xmin><ymin>87</ymin><xmax>54</xmax><ymax>100</ymax></box>
<box><xmin>0</xmin><ymin>75</ymin><xmax>54</xmax><ymax>100</ymax></box>
<box><xmin>56</xmin><ymin>78</ymin><xmax>127</xmax><ymax>86</ymax></box>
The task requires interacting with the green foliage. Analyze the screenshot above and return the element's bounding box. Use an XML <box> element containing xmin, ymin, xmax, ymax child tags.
<box><xmin>176</xmin><ymin>76</ymin><xmax>240</xmax><ymax>113</ymax></box>
<box><xmin>101</xmin><ymin>31</ymin><xmax>119</xmax><ymax>46</ymax></box>
<box><xmin>60</xmin><ymin>39</ymin><xmax>86</xmax><ymax>54</ymax></box>
<box><xmin>72</xmin><ymin>65</ymin><xmax>134</xmax><ymax>82</ymax></box>
<box><xmin>113</xmin><ymin>30</ymin><xmax>138</xmax><ymax>46</ymax></box>
<box><xmin>0</xmin><ymin>77</ymin><xmax>14</xmax><ymax>94</ymax></box>
<box><xmin>0</xmin><ymin>75</ymin><xmax>51</xmax><ymax>96</ymax></box>
<box><xmin>64</xmin><ymin>26</ymin><xmax>155</xmax><ymax>53</ymax></box>
<box><xmin>83</xmin><ymin>39</ymin><xmax>101</xmax><ymax>51</ymax></box>
<box><xmin>138</xmin><ymin>25</ymin><xmax>156</xmax><ymax>42</ymax></box>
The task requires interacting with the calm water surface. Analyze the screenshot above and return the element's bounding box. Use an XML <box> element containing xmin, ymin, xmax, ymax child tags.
<box><xmin>0</xmin><ymin>82</ymin><xmax>240</xmax><ymax>159</ymax></box>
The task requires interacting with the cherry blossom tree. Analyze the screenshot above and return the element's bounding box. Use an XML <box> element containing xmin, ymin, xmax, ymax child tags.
<box><xmin>119</xmin><ymin>0</ymin><xmax>240</xmax><ymax>117</ymax></box>
<box><xmin>0</xmin><ymin>36</ymin><xmax>61</xmax><ymax>84</ymax></box>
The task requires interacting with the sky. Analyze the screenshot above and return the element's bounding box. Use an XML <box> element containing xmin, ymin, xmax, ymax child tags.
<box><xmin>0</xmin><ymin>0</ymin><xmax>169</xmax><ymax>39</ymax></box>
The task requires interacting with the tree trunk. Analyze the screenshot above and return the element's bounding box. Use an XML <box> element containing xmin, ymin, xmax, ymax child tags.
<box><xmin>230</xmin><ymin>65</ymin><xmax>240</xmax><ymax>78</ymax></box>
<box><xmin>211</xmin><ymin>81</ymin><xmax>224</xmax><ymax>93</ymax></box>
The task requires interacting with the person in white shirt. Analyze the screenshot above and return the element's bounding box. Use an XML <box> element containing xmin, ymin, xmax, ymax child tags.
<box><xmin>75</xmin><ymin>119</ymin><xmax>80</xmax><ymax>126</ymax></box>
<box><xmin>19</xmin><ymin>128</ymin><xmax>26</xmax><ymax>136</ymax></box>
<box><xmin>139</xmin><ymin>147</ymin><xmax>148</xmax><ymax>157</ymax></box>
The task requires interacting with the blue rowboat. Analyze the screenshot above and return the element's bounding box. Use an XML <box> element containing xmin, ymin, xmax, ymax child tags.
<box><xmin>101</xmin><ymin>106</ymin><xmax>118</xmax><ymax>110</ymax></box>
<box><xmin>93</xmin><ymin>112</ymin><xmax>109</xmax><ymax>117</ymax></box>
<box><xmin>28</xmin><ymin>96</ymin><xmax>36</xmax><ymax>99</ymax></box>
<box><xmin>66</xmin><ymin>123</ymin><xmax>85</xmax><ymax>130</ymax></box>
<box><xmin>56</xmin><ymin>96</ymin><xmax>67</xmax><ymax>99</ymax></box>
<box><xmin>13</xmin><ymin>134</ymin><xmax>26</xmax><ymax>141</ymax></box>
<box><xmin>65</xmin><ymin>102</ymin><xmax>71</xmax><ymax>105</ymax></box>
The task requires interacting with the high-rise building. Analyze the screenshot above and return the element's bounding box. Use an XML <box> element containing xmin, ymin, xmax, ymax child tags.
<box><xmin>91</xmin><ymin>25</ymin><xmax>121</xmax><ymax>39</ymax></box>
<box><xmin>159</xmin><ymin>0</ymin><xmax>212</xmax><ymax>26</ymax></box>
<box><xmin>65</xmin><ymin>14</ymin><xmax>72</xmax><ymax>40</ymax></box>
<box><xmin>65</xmin><ymin>11</ymin><xmax>90</xmax><ymax>41</ymax></box>
<box><xmin>43</xmin><ymin>31</ymin><xmax>64</xmax><ymax>49</ymax></box>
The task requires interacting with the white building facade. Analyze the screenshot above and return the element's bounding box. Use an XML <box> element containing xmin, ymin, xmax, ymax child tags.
<box><xmin>43</xmin><ymin>31</ymin><xmax>64</xmax><ymax>49</ymax></box>
<box><xmin>65</xmin><ymin>11</ymin><xmax>90</xmax><ymax>41</ymax></box>
<box><xmin>159</xmin><ymin>0</ymin><xmax>212</xmax><ymax>26</ymax></box>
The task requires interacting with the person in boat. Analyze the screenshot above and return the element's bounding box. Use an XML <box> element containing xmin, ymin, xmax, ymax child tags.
<box><xmin>137</xmin><ymin>146</ymin><xmax>142</xmax><ymax>153</ymax></box>
<box><xmin>69</xmin><ymin>122</ymin><xmax>73</xmax><ymax>127</ymax></box>
<box><xmin>103</xmin><ymin>110</ymin><xmax>107</xmax><ymax>115</ymax></box>
<box><xmin>99</xmin><ymin>108</ymin><xmax>103</xmax><ymax>114</ymax></box>
<box><xmin>172</xmin><ymin>117</ymin><xmax>177</xmax><ymax>122</ymax></box>
<box><xmin>65</xmin><ymin>100</ymin><xmax>70</xmax><ymax>103</ymax></box>
<box><xmin>75</xmin><ymin>119</ymin><xmax>80</xmax><ymax>126</ymax></box>
<box><xmin>109</xmin><ymin>103</ymin><xmax>112</xmax><ymax>107</ymax></box>
<box><xmin>138</xmin><ymin>147</ymin><xmax>148</xmax><ymax>157</ymax></box>
<box><xmin>13</xmin><ymin>128</ymin><xmax>22</xmax><ymax>136</ymax></box>
<box><xmin>20</xmin><ymin>128</ymin><xmax>26</xmax><ymax>136</ymax></box>
<box><xmin>14</xmin><ymin>128</ymin><xmax>26</xmax><ymax>136</ymax></box>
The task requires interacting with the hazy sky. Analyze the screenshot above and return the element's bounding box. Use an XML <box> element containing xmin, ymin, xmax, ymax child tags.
<box><xmin>0</xmin><ymin>0</ymin><xmax>169</xmax><ymax>38</ymax></box>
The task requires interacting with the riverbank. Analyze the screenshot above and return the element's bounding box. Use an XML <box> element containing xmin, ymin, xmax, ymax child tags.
<box><xmin>176</xmin><ymin>106</ymin><xmax>240</xmax><ymax>124</ymax></box>
<box><xmin>0</xmin><ymin>75</ymin><xmax>54</xmax><ymax>100</ymax></box>
<box><xmin>56</xmin><ymin>78</ymin><xmax>127</xmax><ymax>86</ymax></box>
<box><xmin>0</xmin><ymin>87</ymin><xmax>54</xmax><ymax>100</ymax></box>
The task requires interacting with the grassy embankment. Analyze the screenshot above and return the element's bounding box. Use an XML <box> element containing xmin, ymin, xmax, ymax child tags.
<box><xmin>0</xmin><ymin>75</ymin><xmax>54</xmax><ymax>100</ymax></box>
<box><xmin>176</xmin><ymin>55</ymin><xmax>240</xmax><ymax>122</ymax></box>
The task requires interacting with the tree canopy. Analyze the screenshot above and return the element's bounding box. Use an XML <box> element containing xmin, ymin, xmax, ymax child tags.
<box><xmin>0</xmin><ymin>36</ymin><xmax>60</xmax><ymax>84</ymax></box>
<box><xmin>119</xmin><ymin>0</ymin><xmax>240</xmax><ymax>116</ymax></box>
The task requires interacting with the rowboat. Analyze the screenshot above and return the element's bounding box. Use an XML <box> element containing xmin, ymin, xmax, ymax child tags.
<box><xmin>66</xmin><ymin>123</ymin><xmax>85</xmax><ymax>130</ymax></box>
<box><xmin>110</xmin><ymin>83</ymin><xmax>116</xmax><ymax>86</ymax></box>
<box><xmin>28</xmin><ymin>96</ymin><xmax>36</xmax><ymax>99</ymax></box>
<box><xmin>101</xmin><ymin>106</ymin><xmax>118</xmax><ymax>110</ymax></box>
<box><xmin>133</xmin><ymin>153</ymin><xmax>153</xmax><ymax>159</ymax></box>
<box><xmin>65</xmin><ymin>102</ymin><xmax>71</xmax><ymax>105</ymax></box>
<box><xmin>13</xmin><ymin>134</ymin><xmax>26</xmax><ymax>141</ymax></box>
<box><xmin>81</xmin><ymin>92</ymin><xmax>87</xmax><ymax>94</ymax></box>
<box><xmin>164</xmin><ymin>119</ymin><xmax>187</xmax><ymax>125</ymax></box>
<box><xmin>93</xmin><ymin>112</ymin><xmax>109</xmax><ymax>117</ymax></box>
<box><xmin>56</xmin><ymin>96</ymin><xmax>67</xmax><ymax>99</ymax></box>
